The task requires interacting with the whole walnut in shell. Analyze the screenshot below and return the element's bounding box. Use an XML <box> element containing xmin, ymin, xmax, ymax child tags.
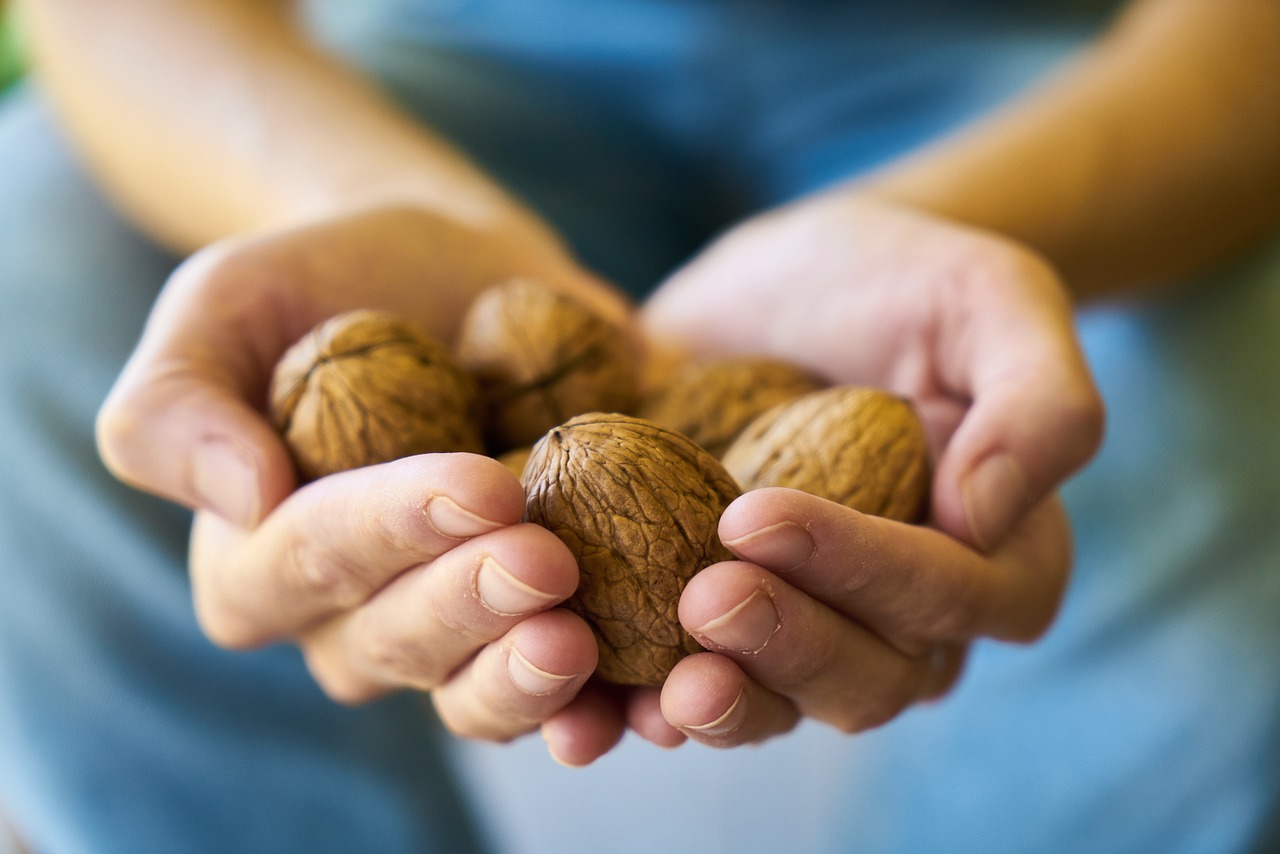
<box><xmin>455</xmin><ymin>278</ymin><xmax>640</xmax><ymax>453</ymax></box>
<box><xmin>523</xmin><ymin>413</ymin><xmax>740</xmax><ymax>686</ymax></box>
<box><xmin>639</xmin><ymin>356</ymin><xmax>824</xmax><ymax>458</ymax></box>
<box><xmin>270</xmin><ymin>309</ymin><xmax>483</xmax><ymax>480</ymax></box>
<box><xmin>721</xmin><ymin>386</ymin><xmax>930</xmax><ymax>523</ymax></box>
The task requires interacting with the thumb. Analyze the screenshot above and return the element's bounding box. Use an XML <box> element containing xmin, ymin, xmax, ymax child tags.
<box><xmin>97</xmin><ymin>248</ymin><xmax>298</xmax><ymax>528</ymax></box>
<box><xmin>932</xmin><ymin>258</ymin><xmax>1104</xmax><ymax>550</ymax></box>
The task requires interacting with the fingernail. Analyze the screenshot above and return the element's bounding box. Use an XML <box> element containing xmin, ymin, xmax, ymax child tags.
<box><xmin>722</xmin><ymin>521</ymin><xmax>814</xmax><ymax>572</ymax></box>
<box><xmin>508</xmin><ymin>647</ymin><xmax>577</xmax><ymax>696</ymax></box>
<box><xmin>425</xmin><ymin>496</ymin><xmax>505</xmax><ymax>539</ymax></box>
<box><xmin>962</xmin><ymin>453</ymin><xmax>1028</xmax><ymax>550</ymax></box>
<box><xmin>477</xmin><ymin>556</ymin><xmax>560</xmax><ymax>616</ymax></box>
<box><xmin>693</xmin><ymin>589</ymin><xmax>780</xmax><ymax>654</ymax></box>
<box><xmin>192</xmin><ymin>439</ymin><xmax>260</xmax><ymax>527</ymax></box>
<box><xmin>682</xmin><ymin>688</ymin><xmax>747</xmax><ymax>737</ymax></box>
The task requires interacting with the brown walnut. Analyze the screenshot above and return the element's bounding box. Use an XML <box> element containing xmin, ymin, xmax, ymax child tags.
<box><xmin>523</xmin><ymin>413</ymin><xmax>740</xmax><ymax>686</ymax></box>
<box><xmin>721</xmin><ymin>386</ymin><xmax>930</xmax><ymax>523</ymax></box>
<box><xmin>270</xmin><ymin>309</ymin><xmax>483</xmax><ymax>480</ymax></box>
<box><xmin>455</xmin><ymin>278</ymin><xmax>640</xmax><ymax>453</ymax></box>
<box><xmin>639</xmin><ymin>356</ymin><xmax>824</xmax><ymax>458</ymax></box>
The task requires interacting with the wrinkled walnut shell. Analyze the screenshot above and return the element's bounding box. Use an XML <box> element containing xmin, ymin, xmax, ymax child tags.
<box><xmin>455</xmin><ymin>279</ymin><xmax>640</xmax><ymax>453</ymax></box>
<box><xmin>722</xmin><ymin>386</ymin><xmax>930</xmax><ymax>522</ymax></box>
<box><xmin>523</xmin><ymin>413</ymin><xmax>740</xmax><ymax>686</ymax></box>
<box><xmin>639</xmin><ymin>356</ymin><xmax>824</xmax><ymax>458</ymax></box>
<box><xmin>270</xmin><ymin>310</ymin><xmax>483</xmax><ymax>480</ymax></box>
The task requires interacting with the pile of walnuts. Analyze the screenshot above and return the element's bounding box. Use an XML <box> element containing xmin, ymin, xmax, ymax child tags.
<box><xmin>269</xmin><ymin>279</ymin><xmax>930</xmax><ymax>687</ymax></box>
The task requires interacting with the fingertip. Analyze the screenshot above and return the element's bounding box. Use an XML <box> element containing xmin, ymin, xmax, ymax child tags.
<box><xmin>416</xmin><ymin>453</ymin><xmax>528</xmax><ymax>534</ymax></box>
<box><xmin>720</xmin><ymin>487</ymin><xmax>815</xmax><ymax>541</ymax></box>
<box><xmin>958</xmin><ymin>452</ymin><xmax>1029</xmax><ymax>551</ymax></box>
<box><xmin>660</xmin><ymin>654</ymin><xmax>751</xmax><ymax>741</ymax></box>
<box><xmin>540</xmin><ymin>683</ymin><xmax>626</xmax><ymax>767</ymax></box>
<box><xmin>625</xmin><ymin>688</ymin><xmax>687</xmax><ymax>749</ymax></box>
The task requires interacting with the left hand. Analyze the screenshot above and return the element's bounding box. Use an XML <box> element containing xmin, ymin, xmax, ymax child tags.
<box><xmin>539</xmin><ymin>192</ymin><xmax>1103</xmax><ymax>761</ymax></box>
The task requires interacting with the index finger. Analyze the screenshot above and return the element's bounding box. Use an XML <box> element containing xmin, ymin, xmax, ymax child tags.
<box><xmin>190</xmin><ymin>453</ymin><xmax>525</xmax><ymax>648</ymax></box>
<box><xmin>719</xmin><ymin>487</ymin><xmax>1072</xmax><ymax>648</ymax></box>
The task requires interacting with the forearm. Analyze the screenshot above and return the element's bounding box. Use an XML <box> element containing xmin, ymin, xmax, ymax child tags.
<box><xmin>859</xmin><ymin>0</ymin><xmax>1280</xmax><ymax>300</ymax></box>
<box><xmin>19</xmin><ymin>0</ymin><xmax>546</xmax><ymax>252</ymax></box>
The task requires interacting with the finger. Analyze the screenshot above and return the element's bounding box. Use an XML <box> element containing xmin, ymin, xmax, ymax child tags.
<box><xmin>296</xmin><ymin>523</ymin><xmax>581</xmax><ymax>704</ymax></box>
<box><xmin>720</xmin><ymin>488</ymin><xmax>1071</xmax><ymax>646</ymax></box>
<box><xmin>540</xmin><ymin>681</ymin><xmax>628</xmax><ymax>767</ymax></box>
<box><xmin>624</xmin><ymin>687</ymin><xmax>686</xmax><ymax>749</ymax></box>
<box><xmin>431</xmin><ymin>609</ymin><xmax>598</xmax><ymax>743</ymax></box>
<box><xmin>679</xmin><ymin>562</ymin><xmax>936</xmax><ymax>735</ymax></box>
<box><xmin>920</xmin><ymin>644</ymin><xmax>969</xmax><ymax>702</ymax></box>
<box><xmin>189</xmin><ymin>453</ymin><xmax>525</xmax><ymax>648</ymax></box>
<box><xmin>97</xmin><ymin>244</ymin><xmax>308</xmax><ymax>527</ymax></box>
<box><xmin>934</xmin><ymin>249</ymin><xmax>1103</xmax><ymax>548</ymax></box>
<box><xmin>660</xmin><ymin>653</ymin><xmax>799</xmax><ymax>747</ymax></box>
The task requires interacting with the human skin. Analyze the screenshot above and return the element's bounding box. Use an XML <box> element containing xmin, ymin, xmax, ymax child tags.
<box><xmin>18</xmin><ymin>0</ymin><xmax>1280</xmax><ymax>764</ymax></box>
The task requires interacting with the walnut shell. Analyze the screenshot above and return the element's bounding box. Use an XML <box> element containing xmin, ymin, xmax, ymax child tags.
<box><xmin>523</xmin><ymin>413</ymin><xmax>740</xmax><ymax>686</ymax></box>
<box><xmin>639</xmin><ymin>356</ymin><xmax>824</xmax><ymax>458</ymax></box>
<box><xmin>270</xmin><ymin>310</ymin><xmax>483</xmax><ymax>480</ymax></box>
<box><xmin>721</xmin><ymin>386</ymin><xmax>930</xmax><ymax>522</ymax></box>
<box><xmin>455</xmin><ymin>278</ymin><xmax>640</xmax><ymax>453</ymax></box>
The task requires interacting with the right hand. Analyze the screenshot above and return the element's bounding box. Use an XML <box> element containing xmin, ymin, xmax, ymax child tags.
<box><xmin>97</xmin><ymin>203</ymin><xmax>632</xmax><ymax>745</ymax></box>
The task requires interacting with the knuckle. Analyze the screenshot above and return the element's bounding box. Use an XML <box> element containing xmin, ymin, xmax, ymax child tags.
<box><xmin>923</xmin><ymin>569</ymin><xmax>989</xmax><ymax>641</ymax></box>
<box><xmin>432</xmin><ymin>696</ymin><xmax>524</xmax><ymax>744</ymax></box>
<box><xmin>192</xmin><ymin>590</ymin><xmax>266</xmax><ymax>651</ymax></box>
<box><xmin>830</xmin><ymin>670</ymin><xmax>917</xmax><ymax>735</ymax></box>
<box><xmin>1006</xmin><ymin>598</ymin><xmax>1061</xmax><ymax>644</ymax></box>
<box><xmin>314</xmin><ymin>671</ymin><xmax>383</xmax><ymax>707</ymax></box>
<box><xmin>361</xmin><ymin>629</ymin><xmax>445</xmax><ymax>690</ymax></box>
<box><xmin>282</xmin><ymin>537</ymin><xmax>378</xmax><ymax>608</ymax></box>
<box><xmin>773</xmin><ymin>628</ymin><xmax>841</xmax><ymax>691</ymax></box>
<box><xmin>302</xmin><ymin>646</ymin><xmax>383</xmax><ymax>707</ymax></box>
<box><xmin>95</xmin><ymin>397</ymin><xmax>146</xmax><ymax>486</ymax></box>
<box><xmin>1058</xmin><ymin>387</ymin><xmax>1106</xmax><ymax>464</ymax></box>
<box><xmin>364</xmin><ymin>503</ymin><xmax>431</xmax><ymax>560</ymax></box>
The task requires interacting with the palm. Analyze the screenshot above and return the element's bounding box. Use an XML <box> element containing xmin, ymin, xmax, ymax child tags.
<box><xmin>642</xmin><ymin>193</ymin><xmax>1092</xmax><ymax>542</ymax></box>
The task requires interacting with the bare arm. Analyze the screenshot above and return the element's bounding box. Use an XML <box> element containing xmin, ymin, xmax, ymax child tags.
<box><xmin>18</xmin><ymin>0</ymin><xmax>548</xmax><ymax>253</ymax></box>
<box><xmin>860</xmin><ymin>0</ymin><xmax>1280</xmax><ymax>300</ymax></box>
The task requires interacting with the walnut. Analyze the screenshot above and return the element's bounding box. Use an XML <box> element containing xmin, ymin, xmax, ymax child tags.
<box><xmin>639</xmin><ymin>356</ymin><xmax>824</xmax><ymax>458</ymax></box>
<box><xmin>455</xmin><ymin>278</ymin><xmax>640</xmax><ymax>453</ymax></box>
<box><xmin>523</xmin><ymin>413</ymin><xmax>740</xmax><ymax>686</ymax></box>
<box><xmin>721</xmin><ymin>386</ymin><xmax>930</xmax><ymax>523</ymax></box>
<box><xmin>270</xmin><ymin>309</ymin><xmax>483</xmax><ymax>480</ymax></box>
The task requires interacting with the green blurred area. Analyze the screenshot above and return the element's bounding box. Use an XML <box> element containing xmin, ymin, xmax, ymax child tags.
<box><xmin>1</xmin><ymin>3</ymin><xmax>22</xmax><ymax>91</ymax></box>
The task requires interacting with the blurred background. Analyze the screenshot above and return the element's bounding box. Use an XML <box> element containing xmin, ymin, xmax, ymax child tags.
<box><xmin>1</xmin><ymin>0</ymin><xmax>21</xmax><ymax>92</ymax></box>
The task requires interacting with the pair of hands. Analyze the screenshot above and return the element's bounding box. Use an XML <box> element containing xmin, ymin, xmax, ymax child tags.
<box><xmin>97</xmin><ymin>193</ymin><xmax>1102</xmax><ymax>766</ymax></box>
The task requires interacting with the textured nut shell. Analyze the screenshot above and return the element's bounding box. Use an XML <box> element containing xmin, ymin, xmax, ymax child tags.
<box><xmin>721</xmin><ymin>387</ymin><xmax>930</xmax><ymax>522</ymax></box>
<box><xmin>455</xmin><ymin>279</ymin><xmax>640</xmax><ymax>452</ymax></box>
<box><xmin>639</xmin><ymin>356</ymin><xmax>824</xmax><ymax>458</ymax></box>
<box><xmin>524</xmin><ymin>413</ymin><xmax>740</xmax><ymax>686</ymax></box>
<box><xmin>270</xmin><ymin>310</ymin><xmax>483</xmax><ymax>480</ymax></box>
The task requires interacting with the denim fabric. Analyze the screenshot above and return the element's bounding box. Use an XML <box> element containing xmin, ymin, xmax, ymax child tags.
<box><xmin>0</xmin><ymin>93</ymin><xmax>488</xmax><ymax>854</ymax></box>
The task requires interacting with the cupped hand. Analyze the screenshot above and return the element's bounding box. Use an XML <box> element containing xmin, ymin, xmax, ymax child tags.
<box><xmin>97</xmin><ymin>204</ymin><xmax>633</xmax><ymax>743</ymax></box>
<box><xmin>642</xmin><ymin>192</ymin><xmax>1103</xmax><ymax>551</ymax></box>
<box><xmin>578</xmin><ymin>191</ymin><xmax>1105</xmax><ymax>751</ymax></box>
<box><xmin>656</xmin><ymin>487</ymin><xmax>1070</xmax><ymax>745</ymax></box>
